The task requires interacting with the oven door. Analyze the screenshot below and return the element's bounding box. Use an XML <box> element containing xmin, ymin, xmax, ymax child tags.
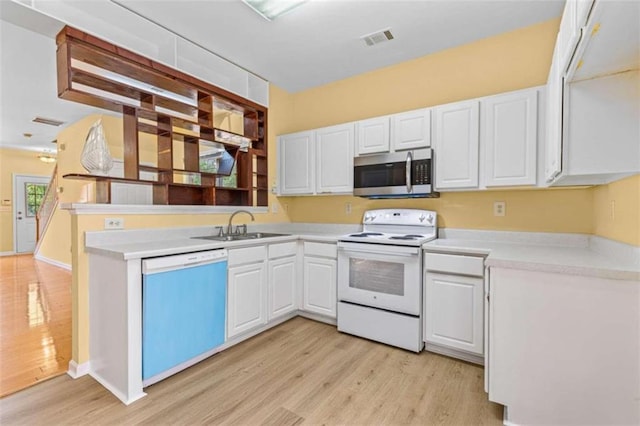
<box><xmin>337</xmin><ymin>241</ymin><xmax>422</xmax><ymax>316</ymax></box>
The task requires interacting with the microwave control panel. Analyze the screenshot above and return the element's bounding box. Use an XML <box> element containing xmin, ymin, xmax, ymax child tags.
<box><xmin>412</xmin><ymin>160</ymin><xmax>431</xmax><ymax>185</ymax></box>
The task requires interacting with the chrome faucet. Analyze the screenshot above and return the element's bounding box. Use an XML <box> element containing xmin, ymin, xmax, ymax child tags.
<box><xmin>227</xmin><ymin>209</ymin><xmax>255</xmax><ymax>235</ymax></box>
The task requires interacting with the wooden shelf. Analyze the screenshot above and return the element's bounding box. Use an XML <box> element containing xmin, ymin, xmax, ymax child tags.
<box><xmin>57</xmin><ymin>26</ymin><xmax>268</xmax><ymax>207</ymax></box>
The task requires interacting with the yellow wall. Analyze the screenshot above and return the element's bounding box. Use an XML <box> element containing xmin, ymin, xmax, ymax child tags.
<box><xmin>285</xmin><ymin>188</ymin><xmax>594</xmax><ymax>234</ymax></box>
<box><xmin>592</xmin><ymin>175</ymin><xmax>640</xmax><ymax>246</ymax></box>
<box><xmin>281</xmin><ymin>18</ymin><xmax>597</xmax><ymax>235</ymax></box>
<box><xmin>0</xmin><ymin>147</ymin><xmax>55</xmax><ymax>253</ymax></box>
<box><xmin>288</xmin><ymin>18</ymin><xmax>560</xmax><ymax>131</ymax></box>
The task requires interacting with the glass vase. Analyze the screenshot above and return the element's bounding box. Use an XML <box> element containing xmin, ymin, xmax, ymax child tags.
<box><xmin>80</xmin><ymin>119</ymin><xmax>113</xmax><ymax>175</ymax></box>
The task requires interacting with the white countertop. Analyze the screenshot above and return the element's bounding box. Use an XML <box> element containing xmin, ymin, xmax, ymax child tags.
<box><xmin>84</xmin><ymin>223</ymin><xmax>355</xmax><ymax>260</ymax></box>
<box><xmin>85</xmin><ymin>225</ymin><xmax>640</xmax><ymax>281</ymax></box>
<box><xmin>423</xmin><ymin>231</ymin><xmax>640</xmax><ymax>281</ymax></box>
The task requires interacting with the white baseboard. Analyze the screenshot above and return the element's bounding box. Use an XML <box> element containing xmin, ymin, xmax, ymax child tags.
<box><xmin>90</xmin><ymin>371</ymin><xmax>146</xmax><ymax>405</ymax></box>
<box><xmin>34</xmin><ymin>253</ymin><xmax>71</xmax><ymax>270</ymax></box>
<box><xmin>424</xmin><ymin>342</ymin><xmax>485</xmax><ymax>365</ymax></box>
<box><xmin>0</xmin><ymin>251</ymin><xmax>16</xmax><ymax>256</ymax></box>
<box><xmin>297</xmin><ymin>310</ymin><xmax>337</xmax><ymax>325</ymax></box>
<box><xmin>67</xmin><ymin>360</ymin><xmax>91</xmax><ymax>378</ymax></box>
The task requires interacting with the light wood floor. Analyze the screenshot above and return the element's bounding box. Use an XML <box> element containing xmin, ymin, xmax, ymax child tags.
<box><xmin>0</xmin><ymin>255</ymin><xmax>72</xmax><ymax>397</ymax></box>
<box><xmin>1</xmin><ymin>317</ymin><xmax>503</xmax><ymax>425</ymax></box>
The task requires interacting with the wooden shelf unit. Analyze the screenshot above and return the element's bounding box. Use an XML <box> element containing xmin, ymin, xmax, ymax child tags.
<box><xmin>57</xmin><ymin>26</ymin><xmax>268</xmax><ymax>207</ymax></box>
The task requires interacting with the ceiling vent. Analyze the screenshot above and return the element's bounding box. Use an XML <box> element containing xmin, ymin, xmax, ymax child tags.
<box><xmin>361</xmin><ymin>28</ymin><xmax>394</xmax><ymax>47</ymax></box>
<box><xmin>32</xmin><ymin>116</ymin><xmax>65</xmax><ymax>126</ymax></box>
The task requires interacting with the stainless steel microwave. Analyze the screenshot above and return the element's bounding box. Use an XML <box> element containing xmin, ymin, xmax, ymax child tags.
<box><xmin>353</xmin><ymin>148</ymin><xmax>438</xmax><ymax>198</ymax></box>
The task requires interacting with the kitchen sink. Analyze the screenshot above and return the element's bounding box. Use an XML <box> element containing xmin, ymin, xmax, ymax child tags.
<box><xmin>192</xmin><ymin>232</ymin><xmax>290</xmax><ymax>242</ymax></box>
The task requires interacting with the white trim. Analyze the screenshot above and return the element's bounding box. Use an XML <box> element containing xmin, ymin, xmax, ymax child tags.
<box><xmin>67</xmin><ymin>360</ymin><xmax>91</xmax><ymax>378</ymax></box>
<box><xmin>297</xmin><ymin>310</ymin><xmax>337</xmax><ymax>325</ymax></box>
<box><xmin>503</xmin><ymin>406</ymin><xmax>520</xmax><ymax>426</ymax></box>
<box><xmin>34</xmin><ymin>253</ymin><xmax>71</xmax><ymax>270</ymax></box>
<box><xmin>61</xmin><ymin>203</ymin><xmax>269</xmax><ymax>215</ymax></box>
<box><xmin>90</xmin><ymin>371</ymin><xmax>147</xmax><ymax>405</ymax></box>
<box><xmin>0</xmin><ymin>251</ymin><xmax>16</xmax><ymax>257</ymax></box>
<box><xmin>424</xmin><ymin>342</ymin><xmax>484</xmax><ymax>365</ymax></box>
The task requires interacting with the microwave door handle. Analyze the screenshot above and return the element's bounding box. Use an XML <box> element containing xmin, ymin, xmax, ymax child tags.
<box><xmin>406</xmin><ymin>151</ymin><xmax>413</xmax><ymax>193</ymax></box>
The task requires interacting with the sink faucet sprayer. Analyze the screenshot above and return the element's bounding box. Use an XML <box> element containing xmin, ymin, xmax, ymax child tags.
<box><xmin>227</xmin><ymin>209</ymin><xmax>255</xmax><ymax>235</ymax></box>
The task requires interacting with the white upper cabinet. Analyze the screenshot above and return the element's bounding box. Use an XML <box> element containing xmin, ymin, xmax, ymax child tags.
<box><xmin>278</xmin><ymin>131</ymin><xmax>315</xmax><ymax>195</ymax></box>
<box><xmin>482</xmin><ymin>88</ymin><xmax>538</xmax><ymax>187</ymax></box>
<box><xmin>545</xmin><ymin>0</ymin><xmax>640</xmax><ymax>186</ymax></box>
<box><xmin>433</xmin><ymin>100</ymin><xmax>480</xmax><ymax>190</ymax></box>
<box><xmin>316</xmin><ymin>123</ymin><xmax>354</xmax><ymax>194</ymax></box>
<box><xmin>391</xmin><ymin>109</ymin><xmax>431</xmax><ymax>151</ymax></box>
<box><xmin>278</xmin><ymin>124</ymin><xmax>354</xmax><ymax>196</ymax></box>
<box><xmin>357</xmin><ymin>116</ymin><xmax>390</xmax><ymax>155</ymax></box>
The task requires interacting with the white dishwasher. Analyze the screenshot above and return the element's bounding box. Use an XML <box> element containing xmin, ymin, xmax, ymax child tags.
<box><xmin>142</xmin><ymin>249</ymin><xmax>227</xmax><ymax>386</ymax></box>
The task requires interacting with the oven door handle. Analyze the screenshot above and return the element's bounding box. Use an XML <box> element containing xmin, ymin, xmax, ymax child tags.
<box><xmin>338</xmin><ymin>246</ymin><xmax>419</xmax><ymax>257</ymax></box>
<box><xmin>406</xmin><ymin>151</ymin><xmax>413</xmax><ymax>194</ymax></box>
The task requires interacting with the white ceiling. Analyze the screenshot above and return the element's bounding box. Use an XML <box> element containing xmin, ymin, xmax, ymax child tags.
<box><xmin>0</xmin><ymin>17</ymin><xmax>107</xmax><ymax>153</ymax></box>
<box><xmin>0</xmin><ymin>0</ymin><xmax>564</xmax><ymax>153</ymax></box>
<box><xmin>117</xmin><ymin>0</ymin><xmax>564</xmax><ymax>92</ymax></box>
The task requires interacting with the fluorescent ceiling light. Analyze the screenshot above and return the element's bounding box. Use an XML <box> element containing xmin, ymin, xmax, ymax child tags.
<box><xmin>242</xmin><ymin>0</ymin><xmax>307</xmax><ymax>21</ymax></box>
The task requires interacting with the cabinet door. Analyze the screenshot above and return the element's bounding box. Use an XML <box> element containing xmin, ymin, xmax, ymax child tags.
<box><xmin>316</xmin><ymin>123</ymin><xmax>354</xmax><ymax>194</ymax></box>
<box><xmin>545</xmin><ymin>42</ymin><xmax>564</xmax><ymax>183</ymax></box>
<box><xmin>268</xmin><ymin>256</ymin><xmax>297</xmax><ymax>320</ymax></box>
<box><xmin>391</xmin><ymin>108</ymin><xmax>431</xmax><ymax>151</ymax></box>
<box><xmin>557</xmin><ymin>0</ymin><xmax>580</xmax><ymax>75</ymax></box>
<box><xmin>482</xmin><ymin>89</ymin><xmax>538</xmax><ymax>187</ymax></box>
<box><xmin>433</xmin><ymin>100</ymin><xmax>480</xmax><ymax>189</ymax></box>
<box><xmin>278</xmin><ymin>131</ymin><xmax>315</xmax><ymax>195</ymax></box>
<box><xmin>424</xmin><ymin>272</ymin><xmax>483</xmax><ymax>355</ymax></box>
<box><xmin>356</xmin><ymin>116</ymin><xmax>390</xmax><ymax>155</ymax></box>
<box><xmin>227</xmin><ymin>262</ymin><xmax>267</xmax><ymax>338</ymax></box>
<box><xmin>303</xmin><ymin>256</ymin><xmax>337</xmax><ymax>318</ymax></box>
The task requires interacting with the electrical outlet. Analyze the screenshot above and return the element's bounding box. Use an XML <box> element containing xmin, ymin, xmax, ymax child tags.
<box><xmin>284</xmin><ymin>204</ymin><xmax>289</xmax><ymax>213</ymax></box>
<box><xmin>271</xmin><ymin>203</ymin><xmax>278</xmax><ymax>213</ymax></box>
<box><xmin>345</xmin><ymin>202</ymin><xmax>352</xmax><ymax>215</ymax></box>
<box><xmin>104</xmin><ymin>217</ymin><xmax>124</xmax><ymax>230</ymax></box>
<box><xmin>493</xmin><ymin>201</ymin><xmax>506</xmax><ymax>217</ymax></box>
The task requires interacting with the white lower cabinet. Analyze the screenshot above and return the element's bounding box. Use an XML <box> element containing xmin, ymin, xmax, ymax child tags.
<box><xmin>227</xmin><ymin>246</ymin><xmax>267</xmax><ymax>339</ymax></box>
<box><xmin>302</xmin><ymin>242</ymin><xmax>337</xmax><ymax>318</ymax></box>
<box><xmin>424</xmin><ymin>272</ymin><xmax>483</xmax><ymax>355</ymax></box>
<box><xmin>423</xmin><ymin>252</ymin><xmax>485</xmax><ymax>362</ymax></box>
<box><xmin>267</xmin><ymin>242</ymin><xmax>298</xmax><ymax>320</ymax></box>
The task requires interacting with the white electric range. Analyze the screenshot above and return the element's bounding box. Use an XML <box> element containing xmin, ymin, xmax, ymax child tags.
<box><xmin>337</xmin><ymin>209</ymin><xmax>437</xmax><ymax>352</ymax></box>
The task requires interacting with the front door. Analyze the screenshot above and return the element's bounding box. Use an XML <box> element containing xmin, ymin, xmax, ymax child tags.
<box><xmin>14</xmin><ymin>175</ymin><xmax>49</xmax><ymax>253</ymax></box>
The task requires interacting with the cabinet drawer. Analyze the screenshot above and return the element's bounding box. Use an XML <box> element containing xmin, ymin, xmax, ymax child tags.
<box><xmin>228</xmin><ymin>245</ymin><xmax>266</xmax><ymax>266</ymax></box>
<box><xmin>268</xmin><ymin>241</ymin><xmax>297</xmax><ymax>259</ymax></box>
<box><xmin>424</xmin><ymin>252</ymin><xmax>484</xmax><ymax>277</ymax></box>
<box><xmin>303</xmin><ymin>242</ymin><xmax>337</xmax><ymax>259</ymax></box>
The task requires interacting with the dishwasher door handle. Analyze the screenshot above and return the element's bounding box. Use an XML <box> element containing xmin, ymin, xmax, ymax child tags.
<box><xmin>143</xmin><ymin>249</ymin><xmax>228</xmax><ymax>275</ymax></box>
